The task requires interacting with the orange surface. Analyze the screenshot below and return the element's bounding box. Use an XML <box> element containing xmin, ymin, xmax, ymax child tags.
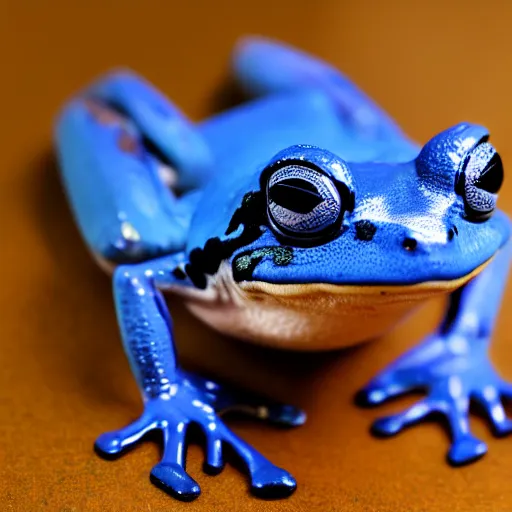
<box><xmin>3</xmin><ymin>2</ymin><xmax>512</xmax><ymax>510</ymax></box>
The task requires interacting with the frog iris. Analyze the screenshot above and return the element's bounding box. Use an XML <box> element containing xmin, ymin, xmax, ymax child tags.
<box><xmin>265</xmin><ymin>163</ymin><xmax>348</xmax><ymax>242</ymax></box>
<box><xmin>457</xmin><ymin>141</ymin><xmax>504</xmax><ymax>220</ymax></box>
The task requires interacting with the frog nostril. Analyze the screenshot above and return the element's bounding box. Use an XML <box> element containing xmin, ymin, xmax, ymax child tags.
<box><xmin>402</xmin><ymin>237</ymin><xmax>418</xmax><ymax>252</ymax></box>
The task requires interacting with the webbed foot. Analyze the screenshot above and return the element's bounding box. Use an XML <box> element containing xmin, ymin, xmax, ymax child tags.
<box><xmin>357</xmin><ymin>332</ymin><xmax>512</xmax><ymax>465</ymax></box>
<box><xmin>95</xmin><ymin>371</ymin><xmax>303</xmax><ymax>501</ymax></box>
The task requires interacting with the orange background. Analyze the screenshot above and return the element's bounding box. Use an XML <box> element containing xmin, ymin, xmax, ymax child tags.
<box><xmin>3</xmin><ymin>1</ymin><xmax>512</xmax><ymax>511</ymax></box>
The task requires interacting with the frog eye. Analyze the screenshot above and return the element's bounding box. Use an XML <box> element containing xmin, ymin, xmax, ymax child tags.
<box><xmin>457</xmin><ymin>142</ymin><xmax>504</xmax><ymax>219</ymax></box>
<box><xmin>266</xmin><ymin>164</ymin><xmax>346</xmax><ymax>241</ymax></box>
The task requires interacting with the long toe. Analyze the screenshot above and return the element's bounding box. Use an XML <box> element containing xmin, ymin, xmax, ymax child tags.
<box><xmin>371</xmin><ymin>416</ymin><xmax>403</xmax><ymax>437</ymax></box>
<box><xmin>150</xmin><ymin>463</ymin><xmax>201</xmax><ymax>502</ymax></box>
<box><xmin>355</xmin><ymin>381</ymin><xmax>410</xmax><ymax>407</ymax></box>
<box><xmin>94</xmin><ymin>432</ymin><xmax>124</xmax><ymax>458</ymax></box>
<box><xmin>494</xmin><ymin>418</ymin><xmax>512</xmax><ymax>437</ymax></box>
<box><xmin>447</xmin><ymin>436</ymin><xmax>487</xmax><ymax>466</ymax></box>
<box><xmin>355</xmin><ymin>387</ymin><xmax>387</xmax><ymax>406</ymax></box>
<box><xmin>267</xmin><ymin>405</ymin><xmax>307</xmax><ymax>427</ymax></box>
<box><xmin>250</xmin><ymin>466</ymin><xmax>297</xmax><ymax>499</ymax></box>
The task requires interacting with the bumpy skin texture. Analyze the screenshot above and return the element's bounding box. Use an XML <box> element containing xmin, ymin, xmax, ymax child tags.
<box><xmin>55</xmin><ymin>36</ymin><xmax>512</xmax><ymax>501</ymax></box>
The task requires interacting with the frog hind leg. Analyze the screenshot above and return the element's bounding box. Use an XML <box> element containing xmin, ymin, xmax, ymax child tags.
<box><xmin>232</xmin><ymin>36</ymin><xmax>418</xmax><ymax>161</ymax></box>
<box><xmin>357</xmin><ymin>242</ymin><xmax>512</xmax><ymax>465</ymax></box>
<box><xmin>54</xmin><ymin>70</ymin><xmax>212</xmax><ymax>264</ymax></box>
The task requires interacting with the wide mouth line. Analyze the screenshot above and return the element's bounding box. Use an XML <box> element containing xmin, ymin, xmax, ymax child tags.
<box><xmin>238</xmin><ymin>257</ymin><xmax>492</xmax><ymax>297</ymax></box>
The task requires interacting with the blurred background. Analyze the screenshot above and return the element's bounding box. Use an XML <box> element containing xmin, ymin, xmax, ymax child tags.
<box><xmin>2</xmin><ymin>1</ymin><xmax>512</xmax><ymax>510</ymax></box>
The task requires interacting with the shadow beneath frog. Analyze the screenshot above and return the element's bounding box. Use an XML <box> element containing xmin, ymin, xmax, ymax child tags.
<box><xmin>26</xmin><ymin>149</ymin><xmax>363</xmax><ymax>416</ymax></box>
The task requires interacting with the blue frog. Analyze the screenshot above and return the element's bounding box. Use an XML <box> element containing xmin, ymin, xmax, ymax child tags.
<box><xmin>55</xmin><ymin>37</ymin><xmax>512</xmax><ymax>502</ymax></box>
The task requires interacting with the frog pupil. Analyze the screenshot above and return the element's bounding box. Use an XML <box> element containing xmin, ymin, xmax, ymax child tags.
<box><xmin>474</xmin><ymin>152</ymin><xmax>504</xmax><ymax>194</ymax></box>
<box><xmin>269</xmin><ymin>179</ymin><xmax>324</xmax><ymax>214</ymax></box>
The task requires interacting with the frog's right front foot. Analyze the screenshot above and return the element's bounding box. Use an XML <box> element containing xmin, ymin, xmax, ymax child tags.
<box><xmin>95</xmin><ymin>371</ymin><xmax>303</xmax><ymax>501</ymax></box>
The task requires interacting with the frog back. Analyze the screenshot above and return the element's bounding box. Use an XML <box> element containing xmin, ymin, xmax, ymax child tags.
<box><xmin>189</xmin><ymin>89</ymin><xmax>417</xmax><ymax>253</ymax></box>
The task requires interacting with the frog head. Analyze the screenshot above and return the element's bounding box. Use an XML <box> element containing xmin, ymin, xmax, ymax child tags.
<box><xmin>225</xmin><ymin>123</ymin><xmax>508</xmax><ymax>287</ymax></box>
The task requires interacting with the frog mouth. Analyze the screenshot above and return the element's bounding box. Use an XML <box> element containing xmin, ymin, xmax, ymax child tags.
<box><xmin>238</xmin><ymin>257</ymin><xmax>492</xmax><ymax>302</ymax></box>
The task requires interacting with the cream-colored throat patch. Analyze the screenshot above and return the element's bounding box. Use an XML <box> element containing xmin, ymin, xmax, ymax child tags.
<box><xmin>180</xmin><ymin>259</ymin><xmax>491</xmax><ymax>351</ymax></box>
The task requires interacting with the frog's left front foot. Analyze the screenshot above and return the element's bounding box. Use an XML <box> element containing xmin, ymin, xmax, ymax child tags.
<box><xmin>95</xmin><ymin>371</ymin><xmax>304</xmax><ymax>501</ymax></box>
<box><xmin>357</xmin><ymin>331</ymin><xmax>512</xmax><ymax>465</ymax></box>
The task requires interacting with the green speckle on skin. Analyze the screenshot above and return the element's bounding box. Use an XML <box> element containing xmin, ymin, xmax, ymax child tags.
<box><xmin>257</xmin><ymin>246</ymin><xmax>293</xmax><ymax>266</ymax></box>
<box><xmin>242</xmin><ymin>192</ymin><xmax>255</xmax><ymax>207</ymax></box>
<box><xmin>233</xmin><ymin>246</ymin><xmax>294</xmax><ymax>281</ymax></box>
<box><xmin>234</xmin><ymin>255</ymin><xmax>252</xmax><ymax>272</ymax></box>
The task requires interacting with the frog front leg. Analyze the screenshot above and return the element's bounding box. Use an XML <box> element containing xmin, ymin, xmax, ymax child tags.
<box><xmin>94</xmin><ymin>256</ymin><xmax>302</xmax><ymax>501</ymax></box>
<box><xmin>357</xmin><ymin>243</ymin><xmax>512</xmax><ymax>464</ymax></box>
<box><xmin>55</xmin><ymin>72</ymin><xmax>302</xmax><ymax>501</ymax></box>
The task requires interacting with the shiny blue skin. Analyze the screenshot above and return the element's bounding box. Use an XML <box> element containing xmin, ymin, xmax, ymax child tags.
<box><xmin>95</xmin><ymin>258</ymin><xmax>303</xmax><ymax>501</ymax></box>
<box><xmin>55</xmin><ymin>37</ymin><xmax>512</xmax><ymax>500</ymax></box>
<box><xmin>358</xmin><ymin>242</ymin><xmax>512</xmax><ymax>465</ymax></box>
